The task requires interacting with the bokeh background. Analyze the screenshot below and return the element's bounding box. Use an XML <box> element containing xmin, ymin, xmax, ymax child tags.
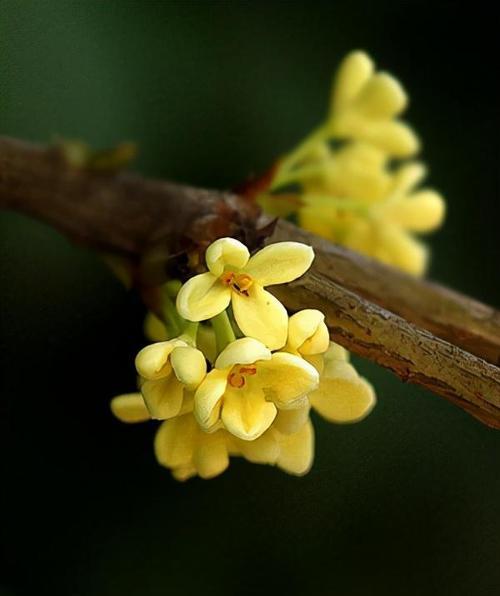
<box><xmin>1</xmin><ymin>2</ymin><xmax>499</xmax><ymax>595</ymax></box>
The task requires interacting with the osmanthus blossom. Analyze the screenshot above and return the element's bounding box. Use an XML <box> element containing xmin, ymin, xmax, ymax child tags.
<box><xmin>298</xmin><ymin>156</ymin><xmax>445</xmax><ymax>275</ymax></box>
<box><xmin>176</xmin><ymin>238</ymin><xmax>314</xmax><ymax>350</ymax></box>
<box><xmin>135</xmin><ymin>339</ymin><xmax>206</xmax><ymax>419</ymax></box>
<box><xmin>111</xmin><ymin>237</ymin><xmax>377</xmax><ymax>481</ymax></box>
<box><xmin>194</xmin><ymin>337</ymin><xmax>319</xmax><ymax>441</ymax></box>
<box><xmin>327</xmin><ymin>50</ymin><xmax>419</xmax><ymax>157</ymax></box>
<box><xmin>111</xmin><ymin>393</ymin><xmax>315</xmax><ymax>480</ymax></box>
<box><xmin>284</xmin><ymin>309</ymin><xmax>376</xmax><ymax>423</ymax></box>
<box><xmin>257</xmin><ymin>50</ymin><xmax>445</xmax><ymax>277</ymax></box>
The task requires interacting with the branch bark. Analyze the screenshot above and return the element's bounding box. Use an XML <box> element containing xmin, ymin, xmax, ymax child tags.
<box><xmin>1</xmin><ymin>136</ymin><xmax>499</xmax><ymax>428</ymax></box>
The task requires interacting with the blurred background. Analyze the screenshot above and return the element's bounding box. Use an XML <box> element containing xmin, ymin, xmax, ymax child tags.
<box><xmin>1</xmin><ymin>2</ymin><xmax>499</xmax><ymax>595</ymax></box>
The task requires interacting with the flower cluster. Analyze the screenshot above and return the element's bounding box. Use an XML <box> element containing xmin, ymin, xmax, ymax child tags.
<box><xmin>258</xmin><ymin>51</ymin><xmax>445</xmax><ymax>276</ymax></box>
<box><xmin>111</xmin><ymin>238</ymin><xmax>375</xmax><ymax>480</ymax></box>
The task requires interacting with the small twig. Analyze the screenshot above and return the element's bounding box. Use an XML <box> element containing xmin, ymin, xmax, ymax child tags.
<box><xmin>0</xmin><ymin>136</ymin><xmax>499</xmax><ymax>428</ymax></box>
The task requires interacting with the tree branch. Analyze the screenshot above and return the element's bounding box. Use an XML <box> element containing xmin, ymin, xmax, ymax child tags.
<box><xmin>1</xmin><ymin>136</ymin><xmax>499</xmax><ymax>428</ymax></box>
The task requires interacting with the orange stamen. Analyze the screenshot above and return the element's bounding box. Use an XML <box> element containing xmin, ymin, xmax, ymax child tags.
<box><xmin>228</xmin><ymin>372</ymin><xmax>245</xmax><ymax>388</ymax></box>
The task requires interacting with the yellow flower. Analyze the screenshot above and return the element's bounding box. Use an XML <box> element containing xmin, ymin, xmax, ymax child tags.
<box><xmin>296</xmin><ymin>147</ymin><xmax>445</xmax><ymax>275</ymax></box>
<box><xmin>194</xmin><ymin>337</ymin><xmax>319</xmax><ymax>441</ymax></box>
<box><xmin>155</xmin><ymin>413</ymin><xmax>233</xmax><ymax>481</ymax></box>
<box><xmin>110</xmin><ymin>392</ymin><xmax>152</xmax><ymax>424</ymax></box>
<box><xmin>232</xmin><ymin>416</ymin><xmax>315</xmax><ymax>476</ymax></box>
<box><xmin>144</xmin><ymin>312</ymin><xmax>218</xmax><ymax>364</ymax></box>
<box><xmin>135</xmin><ymin>339</ymin><xmax>207</xmax><ymax>420</ymax></box>
<box><xmin>111</xmin><ymin>393</ymin><xmax>315</xmax><ymax>479</ymax></box>
<box><xmin>309</xmin><ymin>343</ymin><xmax>376</xmax><ymax>423</ymax></box>
<box><xmin>176</xmin><ymin>238</ymin><xmax>314</xmax><ymax>350</ymax></box>
<box><xmin>284</xmin><ymin>309</ymin><xmax>376</xmax><ymax>423</ymax></box>
<box><xmin>328</xmin><ymin>51</ymin><xmax>419</xmax><ymax>157</ymax></box>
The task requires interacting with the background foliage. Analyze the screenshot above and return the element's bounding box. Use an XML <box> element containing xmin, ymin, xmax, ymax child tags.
<box><xmin>1</xmin><ymin>2</ymin><xmax>499</xmax><ymax>595</ymax></box>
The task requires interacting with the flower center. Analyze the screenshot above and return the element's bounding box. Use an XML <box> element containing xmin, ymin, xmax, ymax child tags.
<box><xmin>228</xmin><ymin>365</ymin><xmax>257</xmax><ymax>389</ymax></box>
<box><xmin>220</xmin><ymin>271</ymin><xmax>254</xmax><ymax>296</ymax></box>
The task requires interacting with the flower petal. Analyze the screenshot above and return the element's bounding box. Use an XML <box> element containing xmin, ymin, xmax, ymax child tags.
<box><xmin>215</xmin><ymin>337</ymin><xmax>271</xmax><ymax>370</ymax></box>
<box><xmin>141</xmin><ymin>375</ymin><xmax>185</xmax><ymax>420</ymax></box>
<box><xmin>194</xmin><ymin>430</ymin><xmax>230</xmax><ymax>479</ymax></box>
<box><xmin>205</xmin><ymin>237</ymin><xmax>250</xmax><ymax>277</ymax></box>
<box><xmin>286</xmin><ymin>309</ymin><xmax>329</xmax><ymax>356</ymax></box>
<box><xmin>194</xmin><ymin>368</ymin><xmax>228</xmax><ymax>431</ymax></box>
<box><xmin>376</xmin><ymin>225</ymin><xmax>428</xmax><ymax>276</ymax></box>
<box><xmin>276</xmin><ymin>419</ymin><xmax>315</xmax><ymax>476</ymax></box>
<box><xmin>272</xmin><ymin>402</ymin><xmax>311</xmax><ymax>435</ymax></box>
<box><xmin>110</xmin><ymin>393</ymin><xmax>150</xmax><ymax>423</ymax></box>
<box><xmin>172</xmin><ymin>465</ymin><xmax>197</xmax><ymax>482</ymax></box>
<box><xmin>310</xmin><ymin>361</ymin><xmax>376</xmax><ymax>423</ymax></box>
<box><xmin>170</xmin><ymin>346</ymin><xmax>207</xmax><ymax>389</ymax></box>
<box><xmin>244</xmin><ymin>242</ymin><xmax>314</xmax><ymax>286</ymax></box>
<box><xmin>390</xmin><ymin>162</ymin><xmax>426</xmax><ymax>197</ymax></box>
<box><xmin>135</xmin><ymin>340</ymin><xmax>185</xmax><ymax>380</ymax></box>
<box><xmin>154</xmin><ymin>415</ymin><xmax>197</xmax><ymax>469</ymax></box>
<box><xmin>256</xmin><ymin>352</ymin><xmax>319</xmax><ymax>409</ymax></box>
<box><xmin>385</xmin><ymin>190</ymin><xmax>446</xmax><ymax>232</ymax></box>
<box><xmin>234</xmin><ymin>429</ymin><xmax>280</xmax><ymax>464</ymax></box>
<box><xmin>353</xmin><ymin>72</ymin><xmax>407</xmax><ymax>118</ymax></box>
<box><xmin>331</xmin><ymin>51</ymin><xmax>374</xmax><ymax>113</ymax></box>
<box><xmin>221</xmin><ymin>387</ymin><xmax>277</xmax><ymax>441</ymax></box>
<box><xmin>232</xmin><ymin>285</ymin><xmax>288</xmax><ymax>351</ymax></box>
<box><xmin>176</xmin><ymin>272</ymin><xmax>231</xmax><ymax>322</ymax></box>
<box><xmin>361</xmin><ymin>120</ymin><xmax>420</xmax><ymax>158</ymax></box>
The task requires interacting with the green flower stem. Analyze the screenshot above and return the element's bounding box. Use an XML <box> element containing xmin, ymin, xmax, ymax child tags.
<box><xmin>161</xmin><ymin>291</ymin><xmax>183</xmax><ymax>338</ymax></box>
<box><xmin>268</xmin><ymin>162</ymin><xmax>329</xmax><ymax>190</ymax></box>
<box><xmin>164</xmin><ymin>279</ymin><xmax>182</xmax><ymax>298</ymax></box>
<box><xmin>303</xmin><ymin>195</ymin><xmax>370</xmax><ymax>215</ymax></box>
<box><xmin>272</xmin><ymin>123</ymin><xmax>328</xmax><ymax>187</ymax></box>
<box><xmin>212</xmin><ymin>311</ymin><xmax>236</xmax><ymax>354</ymax></box>
<box><xmin>179</xmin><ymin>321</ymin><xmax>199</xmax><ymax>346</ymax></box>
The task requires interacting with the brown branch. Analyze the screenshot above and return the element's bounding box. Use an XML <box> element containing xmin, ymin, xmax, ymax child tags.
<box><xmin>1</xmin><ymin>135</ymin><xmax>499</xmax><ymax>428</ymax></box>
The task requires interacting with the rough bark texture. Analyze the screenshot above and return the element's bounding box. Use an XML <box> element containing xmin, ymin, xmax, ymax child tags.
<box><xmin>1</xmin><ymin>135</ymin><xmax>499</xmax><ymax>428</ymax></box>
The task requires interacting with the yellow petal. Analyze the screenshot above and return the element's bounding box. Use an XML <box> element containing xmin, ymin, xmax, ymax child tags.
<box><xmin>154</xmin><ymin>415</ymin><xmax>197</xmax><ymax>468</ymax></box>
<box><xmin>298</xmin><ymin>207</ymin><xmax>335</xmax><ymax>241</ymax></box>
<box><xmin>232</xmin><ymin>285</ymin><xmax>288</xmax><ymax>351</ymax></box>
<box><xmin>276</xmin><ymin>419</ymin><xmax>315</xmax><ymax>476</ymax></box>
<box><xmin>205</xmin><ymin>237</ymin><xmax>250</xmax><ymax>277</ymax></box>
<box><xmin>194</xmin><ymin>368</ymin><xmax>228</xmax><ymax>431</ymax></box>
<box><xmin>376</xmin><ymin>225</ymin><xmax>428</xmax><ymax>276</ymax></box>
<box><xmin>215</xmin><ymin>337</ymin><xmax>271</xmax><ymax>370</ymax></box>
<box><xmin>135</xmin><ymin>340</ymin><xmax>185</xmax><ymax>380</ymax></box>
<box><xmin>244</xmin><ymin>242</ymin><xmax>314</xmax><ymax>286</ymax></box>
<box><xmin>256</xmin><ymin>352</ymin><xmax>319</xmax><ymax>409</ymax></box>
<box><xmin>234</xmin><ymin>429</ymin><xmax>280</xmax><ymax>464</ymax></box>
<box><xmin>310</xmin><ymin>361</ymin><xmax>376</xmax><ymax>423</ymax></box>
<box><xmin>331</xmin><ymin>51</ymin><xmax>374</xmax><ymax>113</ymax></box>
<box><xmin>110</xmin><ymin>393</ymin><xmax>150</xmax><ymax>423</ymax></box>
<box><xmin>170</xmin><ymin>346</ymin><xmax>207</xmax><ymax>389</ymax></box>
<box><xmin>385</xmin><ymin>191</ymin><xmax>445</xmax><ymax>232</ymax></box>
<box><xmin>390</xmin><ymin>162</ymin><xmax>426</xmax><ymax>197</ymax></box>
<box><xmin>194</xmin><ymin>430</ymin><xmax>230</xmax><ymax>479</ymax></box>
<box><xmin>221</xmin><ymin>387</ymin><xmax>277</xmax><ymax>441</ymax></box>
<box><xmin>286</xmin><ymin>309</ymin><xmax>330</xmax><ymax>356</ymax></box>
<box><xmin>172</xmin><ymin>465</ymin><xmax>197</xmax><ymax>482</ymax></box>
<box><xmin>141</xmin><ymin>375</ymin><xmax>185</xmax><ymax>419</ymax></box>
<box><xmin>324</xmin><ymin>341</ymin><xmax>349</xmax><ymax>363</ymax></box>
<box><xmin>353</xmin><ymin>72</ymin><xmax>407</xmax><ymax>118</ymax></box>
<box><xmin>361</xmin><ymin>120</ymin><xmax>420</xmax><ymax>157</ymax></box>
<box><xmin>272</xmin><ymin>402</ymin><xmax>311</xmax><ymax>435</ymax></box>
<box><xmin>143</xmin><ymin>312</ymin><xmax>168</xmax><ymax>342</ymax></box>
<box><xmin>176</xmin><ymin>272</ymin><xmax>231</xmax><ymax>322</ymax></box>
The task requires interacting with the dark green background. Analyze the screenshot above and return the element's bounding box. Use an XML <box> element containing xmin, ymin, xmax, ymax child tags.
<box><xmin>1</xmin><ymin>2</ymin><xmax>499</xmax><ymax>595</ymax></box>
